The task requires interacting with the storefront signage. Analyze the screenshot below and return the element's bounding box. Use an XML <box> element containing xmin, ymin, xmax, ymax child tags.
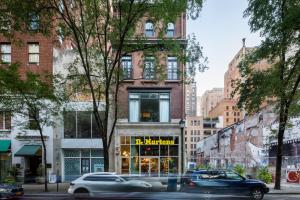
<box><xmin>135</xmin><ymin>138</ymin><xmax>175</xmax><ymax>145</ymax></box>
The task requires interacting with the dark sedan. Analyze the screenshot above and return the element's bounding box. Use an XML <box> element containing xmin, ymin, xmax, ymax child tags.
<box><xmin>0</xmin><ymin>184</ymin><xmax>24</xmax><ymax>199</ymax></box>
<box><xmin>180</xmin><ymin>170</ymin><xmax>269</xmax><ymax>200</ymax></box>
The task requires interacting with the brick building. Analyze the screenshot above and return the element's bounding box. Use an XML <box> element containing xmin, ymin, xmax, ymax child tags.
<box><xmin>208</xmin><ymin>39</ymin><xmax>270</xmax><ymax>128</ymax></box>
<box><xmin>0</xmin><ymin>24</ymin><xmax>55</xmax><ymax>182</ymax></box>
<box><xmin>115</xmin><ymin>15</ymin><xmax>186</xmax><ymax>176</ymax></box>
<box><xmin>184</xmin><ymin>116</ymin><xmax>219</xmax><ymax>167</ymax></box>
<box><xmin>200</xmin><ymin>88</ymin><xmax>223</xmax><ymax>118</ymax></box>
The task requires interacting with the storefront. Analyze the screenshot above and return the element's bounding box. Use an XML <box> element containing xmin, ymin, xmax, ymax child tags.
<box><xmin>62</xmin><ymin>148</ymin><xmax>104</xmax><ymax>181</ymax></box>
<box><xmin>119</xmin><ymin>135</ymin><xmax>180</xmax><ymax>176</ymax></box>
<box><xmin>0</xmin><ymin>140</ymin><xmax>12</xmax><ymax>182</ymax></box>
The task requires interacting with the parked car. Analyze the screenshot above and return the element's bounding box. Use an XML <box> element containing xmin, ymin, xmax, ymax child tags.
<box><xmin>180</xmin><ymin>170</ymin><xmax>269</xmax><ymax>200</ymax></box>
<box><xmin>0</xmin><ymin>184</ymin><xmax>24</xmax><ymax>200</ymax></box>
<box><xmin>68</xmin><ymin>172</ymin><xmax>152</xmax><ymax>198</ymax></box>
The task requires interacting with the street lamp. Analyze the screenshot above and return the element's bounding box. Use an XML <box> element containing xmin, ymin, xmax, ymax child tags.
<box><xmin>179</xmin><ymin>119</ymin><xmax>185</xmax><ymax>174</ymax></box>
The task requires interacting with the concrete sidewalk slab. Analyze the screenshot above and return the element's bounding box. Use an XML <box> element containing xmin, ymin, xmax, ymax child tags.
<box><xmin>22</xmin><ymin>183</ymin><xmax>69</xmax><ymax>194</ymax></box>
<box><xmin>267</xmin><ymin>182</ymin><xmax>300</xmax><ymax>194</ymax></box>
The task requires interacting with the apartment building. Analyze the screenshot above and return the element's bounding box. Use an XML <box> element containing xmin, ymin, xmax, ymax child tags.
<box><xmin>115</xmin><ymin>16</ymin><xmax>186</xmax><ymax>176</ymax></box>
<box><xmin>208</xmin><ymin>39</ymin><xmax>270</xmax><ymax>128</ymax></box>
<box><xmin>184</xmin><ymin>116</ymin><xmax>219</xmax><ymax>167</ymax></box>
<box><xmin>185</xmin><ymin>82</ymin><xmax>197</xmax><ymax>116</ymax></box>
<box><xmin>0</xmin><ymin>20</ymin><xmax>55</xmax><ymax>182</ymax></box>
<box><xmin>200</xmin><ymin>88</ymin><xmax>223</xmax><ymax>118</ymax></box>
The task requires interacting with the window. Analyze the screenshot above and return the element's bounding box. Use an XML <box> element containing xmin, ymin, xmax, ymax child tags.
<box><xmin>145</xmin><ymin>21</ymin><xmax>154</xmax><ymax>37</ymax></box>
<box><xmin>64</xmin><ymin>149</ymin><xmax>104</xmax><ymax>181</ymax></box>
<box><xmin>28</xmin><ymin>43</ymin><xmax>39</xmax><ymax>64</ymax></box>
<box><xmin>0</xmin><ymin>43</ymin><xmax>11</xmax><ymax>63</ymax></box>
<box><xmin>84</xmin><ymin>175</ymin><xmax>119</xmax><ymax>182</ymax></box>
<box><xmin>28</xmin><ymin>110</ymin><xmax>39</xmax><ymax>130</ymax></box>
<box><xmin>166</xmin><ymin>22</ymin><xmax>175</xmax><ymax>37</ymax></box>
<box><xmin>143</xmin><ymin>57</ymin><xmax>155</xmax><ymax>80</ymax></box>
<box><xmin>0</xmin><ymin>111</ymin><xmax>11</xmax><ymax>130</ymax></box>
<box><xmin>121</xmin><ymin>56</ymin><xmax>132</xmax><ymax>79</ymax></box>
<box><xmin>129</xmin><ymin>92</ymin><xmax>170</xmax><ymax>122</ymax></box>
<box><xmin>28</xmin><ymin>13</ymin><xmax>39</xmax><ymax>31</ymax></box>
<box><xmin>226</xmin><ymin>112</ymin><xmax>229</xmax><ymax>116</ymax></box>
<box><xmin>167</xmin><ymin>56</ymin><xmax>178</xmax><ymax>80</ymax></box>
<box><xmin>226</xmin><ymin>106</ymin><xmax>229</xmax><ymax>110</ymax></box>
<box><xmin>64</xmin><ymin>111</ymin><xmax>102</xmax><ymax>138</ymax></box>
<box><xmin>226</xmin><ymin>172</ymin><xmax>244</xmax><ymax>180</ymax></box>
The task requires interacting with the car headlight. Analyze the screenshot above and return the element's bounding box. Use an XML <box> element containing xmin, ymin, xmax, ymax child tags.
<box><xmin>0</xmin><ymin>188</ymin><xmax>11</xmax><ymax>193</ymax></box>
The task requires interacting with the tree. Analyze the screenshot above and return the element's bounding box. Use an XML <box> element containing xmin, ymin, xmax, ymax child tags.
<box><xmin>0</xmin><ymin>0</ymin><xmax>207</xmax><ymax>172</ymax></box>
<box><xmin>0</xmin><ymin>64</ymin><xmax>65</xmax><ymax>191</ymax></box>
<box><xmin>233</xmin><ymin>0</ymin><xmax>300</xmax><ymax>189</ymax></box>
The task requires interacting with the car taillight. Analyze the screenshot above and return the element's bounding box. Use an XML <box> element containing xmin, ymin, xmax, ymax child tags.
<box><xmin>189</xmin><ymin>182</ymin><xmax>196</xmax><ymax>187</ymax></box>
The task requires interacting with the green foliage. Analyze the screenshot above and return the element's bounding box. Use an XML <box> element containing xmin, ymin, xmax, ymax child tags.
<box><xmin>0</xmin><ymin>0</ymin><xmax>207</xmax><ymax>172</ymax></box>
<box><xmin>257</xmin><ymin>167</ymin><xmax>272</xmax><ymax>184</ymax></box>
<box><xmin>3</xmin><ymin>175</ymin><xmax>16</xmax><ymax>184</ymax></box>
<box><xmin>234</xmin><ymin>164</ymin><xmax>246</xmax><ymax>176</ymax></box>
<box><xmin>37</xmin><ymin>164</ymin><xmax>45</xmax><ymax>177</ymax></box>
<box><xmin>8</xmin><ymin>165</ymin><xmax>19</xmax><ymax>179</ymax></box>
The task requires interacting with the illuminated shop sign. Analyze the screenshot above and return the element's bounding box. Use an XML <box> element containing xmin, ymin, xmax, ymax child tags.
<box><xmin>135</xmin><ymin>138</ymin><xmax>175</xmax><ymax>145</ymax></box>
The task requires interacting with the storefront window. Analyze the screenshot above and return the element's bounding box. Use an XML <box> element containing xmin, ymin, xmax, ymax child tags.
<box><xmin>120</xmin><ymin>136</ymin><xmax>179</xmax><ymax>176</ymax></box>
<box><xmin>64</xmin><ymin>149</ymin><xmax>104</xmax><ymax>181</ymax></box>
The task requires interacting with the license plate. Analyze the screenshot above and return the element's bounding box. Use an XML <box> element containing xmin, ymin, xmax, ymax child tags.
<box><xmin>16</xmin><ymin>192</ymin><xmax>23</xmax><ymax>196</ymax></box>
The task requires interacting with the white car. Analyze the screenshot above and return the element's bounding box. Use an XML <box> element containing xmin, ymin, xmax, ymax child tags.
<box><xmin>68</xmin><ymin>172</ymin><xmax>152</xmax><ymax>197</ymax></box>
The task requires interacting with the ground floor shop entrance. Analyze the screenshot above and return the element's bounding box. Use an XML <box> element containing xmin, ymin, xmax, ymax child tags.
<box><xmin>120</xmin><ymin>136</ymin><xmax>180</xmax><ymax>176</ymax></box>
<box><xmin>62</xmin><ymin>149</ymin><xmax>104</xmax><ymax>181</ymax></box>
<box><xmin>15</xmin><ymin>144</ymin><xmax>42</xmax><ymax>183</ymax></box>
<box><xmin>140</xmin><ymin>157</ymin><xmax>159</xmax><ymax>176</ymax></box>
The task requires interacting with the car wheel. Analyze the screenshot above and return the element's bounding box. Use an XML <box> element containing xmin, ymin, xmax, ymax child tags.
<box><xmin>251</xmin><ymin>188</ymin><xmax>264</xmax><ymax>200</ymax></box>
<box><xmin>74</xmin><ymin>188</ymin><xmax>90</xmax><ymax>199</ymax></box>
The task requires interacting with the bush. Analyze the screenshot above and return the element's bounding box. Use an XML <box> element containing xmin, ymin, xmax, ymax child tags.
<box><xmin>257</xmin><ymin>167</ymin><xmax>272</xmax><ymax>184</ymax></box>
<box><xmin>37</xmin><ymin>164</ymin><xmax>45</xmax><ymax>177</ymax></box>
<box><xmin>4</xmin><ymin>175</ymin><xmax>16</xmax><ymax>184</ymax></box>
<box><xmin>234</xmin><ymin>164</ymin><xmax>246</xmax><ymax>176</ymax></box>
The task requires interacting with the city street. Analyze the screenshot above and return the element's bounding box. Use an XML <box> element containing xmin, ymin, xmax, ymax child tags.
<box><xmin>18</xmin><ymin>193</ymin><xmax>300</xmax><ymax>200</ymax></box>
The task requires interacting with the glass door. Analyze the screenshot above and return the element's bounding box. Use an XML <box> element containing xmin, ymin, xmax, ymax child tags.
<box><xmin>140</xmin><ymin>157</ymin><xmax>159</xmax><ymax>176</ymax></box>
<box><xmin>140</xmin><ymin>157</ymin><xmax>150</xmax><ymax>176</ymax></box>
<box><xmin>150</xmin><ymin>158</ymin><xmax>159</xmax><ymax>176</ymax></box>
<box><xmin>81</xmin><ymin>158</ymin><xmax>90</xmax><ymax>174</ymax></box>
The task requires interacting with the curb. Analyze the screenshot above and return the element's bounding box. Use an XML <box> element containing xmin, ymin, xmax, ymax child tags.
<box><xmin>267</xmin><ymin>192</ymin><xmax>300</xmax><ymax>195</ymax></box>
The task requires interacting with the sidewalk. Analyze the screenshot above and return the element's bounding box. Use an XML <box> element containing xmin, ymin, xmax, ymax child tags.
<box><xmin>267</xmin><ymin>181</ymin><xmax>300</xmax><ymax>194</ymax></box>
<box><xmin>22</xmin><ymin>183</ymin><xmax>69</xmax><ymax>194</ymax></box>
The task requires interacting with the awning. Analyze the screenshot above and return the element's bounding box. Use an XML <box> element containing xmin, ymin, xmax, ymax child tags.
<box><xmin>15</xmin><ymin>145</ymin><xmax>42</xmax><ymax>157</ymax></box>
<box><xmin>0</xmin><ymin>140</ymin><xmax>11</xmax><ymax>153</ymax></box>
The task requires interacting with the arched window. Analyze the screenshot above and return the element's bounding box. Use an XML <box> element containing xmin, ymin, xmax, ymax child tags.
<box><xmin>166</xmin><ymin>22</ymin><xmax>175</xmax><ymax>37</ymax></box>
<box><xmin>145</xmin><ymin>21</ymin><xmax>154</xmax><ymax>37</ymax></box>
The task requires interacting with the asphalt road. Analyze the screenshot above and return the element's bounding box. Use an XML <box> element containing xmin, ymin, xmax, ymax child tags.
<box><xmin>18</xmin><ymin>193</ymin><xmax>300</xmax><ymax>200</ymax></box>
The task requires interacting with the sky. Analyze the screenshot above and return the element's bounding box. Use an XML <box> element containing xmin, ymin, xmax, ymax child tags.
<box><xmin>187</xmin><ymin>0</ymin><xmax>262</xmax><ymax>97</ymax></box>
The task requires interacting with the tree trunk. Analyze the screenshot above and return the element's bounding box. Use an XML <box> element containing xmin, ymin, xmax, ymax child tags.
<box><xmin>43</xmin><ymin>145</ymin><xmax>48</xmax><ymax>192</ymax></box>
<box><xmin>274</xmin><ymin>106</ymin><xmax>288</xmax><ymax>190</ymax></box>
<box><xmin>103</xmin><ymin>143</ymin><xmax>109</xmax><ymax>172</ymax></box>
<box><xmin>38</xmin><ymin>124</ymin><xmax>48</xmax><ymax>192</ymax></box>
